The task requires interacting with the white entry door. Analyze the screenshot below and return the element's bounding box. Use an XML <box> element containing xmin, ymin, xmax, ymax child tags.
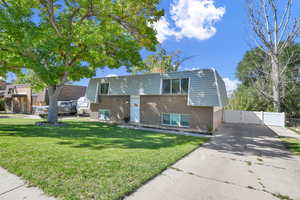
<box><xmin>130</xmin><ymin>96</ymin><xmax>140</xmax><ymax>123</ymax></box>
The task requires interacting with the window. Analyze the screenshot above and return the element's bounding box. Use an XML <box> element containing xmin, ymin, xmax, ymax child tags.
<box><xmin>161</xmin><ymin>113</ymin><xmax>191</xmax><ymax>127</ymax></box>
<box><xmin>162</xmin><ymin>78</ymin><xmax>189</xmax><ymax>94</ymax></box>
<box><xmin>99</xmin><ymin>109</ymin><xmax>110</xmax><ymax>120</ymax></box>
<box><xmin>100</xmin><ymin>83</ymin><xmax>109</xmax><ymax>94</ymax></box>
<box><xmin>171</xmin><ymin>79</ymin><xmax>180</xmax><ymax>94</ymax></box>
<box><xmin>162</xmin><ymin>113</ymin><xmax>170</xmax><ymax>125</ymax></box>
<box><xmin>170</xmin><ymin>113</ymin><xmax>180</xmax><ymax>126</ymax></box>
<box><xmin>180</xmin><ymin>114</ymin><xmax>191</xmax><ymax>127</ymax></box>
<box><xmin>181</xmin><ymin>78</ymin><xmax>189</xmax><ymax>94</ymax></box>
<box><xmin>162</xmin><ymin>79</ymin><xmax>171</xmax><ymax>94</ymax></box>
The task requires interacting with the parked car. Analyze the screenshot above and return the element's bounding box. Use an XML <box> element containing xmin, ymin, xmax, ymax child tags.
<box><xmin>34</xmin><ymin>100</ymin><xmax>77</xmax><ymax>117</ymax></box>
<box><xmin>76</xmin><ymin>97</ymin><xmax>90</xmax><ymax>116</ymax></box>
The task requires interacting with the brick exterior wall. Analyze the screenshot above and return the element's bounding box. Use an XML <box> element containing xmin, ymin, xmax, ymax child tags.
<box><xmin>90</xmin><ymin>95</ymin><xmax>130</xmax><ymax>122</ymax></box>
<box><xmin>213</xmin><ymin>107</ymin><xmax>223</xmax><ymax>130</ymax></box>
<box><xmin>140</xmin><ymin>95</ymin><xmax>213</xmax><ymax>131</ymax></box>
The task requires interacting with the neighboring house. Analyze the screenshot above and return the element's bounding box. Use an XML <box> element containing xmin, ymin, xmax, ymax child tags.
<box><xmin>86</xmin><ymin>69</ymin><xmax>228</xmax><ymax>131</ymax></box>
<box><xmin>2</xmin><ymin>84</ymin><xmax>32</xmax><ymax>113</ymax></box>
<box><xmin>32</xmin><ymin>85</ymin><xmax>87</xmax><ymax>106</ymax></box>
<box><xmin>0</xmin><ymin>80</ymin><xmax>9</xmax><ymax>98</ymax></box>
<box><xmin>0</xmin><ymin>84</ymin><xmax>86</xmax><ymax>113</ymax></box>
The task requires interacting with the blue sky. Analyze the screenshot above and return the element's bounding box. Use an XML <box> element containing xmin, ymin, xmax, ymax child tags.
<box><xmin>5</xmin><ymin>0</ymin><xmax>298</xmax><ymax>93</ymax></box>
<box><xmin>73</xmin><ymin>0</ymin><xmax>249</xmax><ymax>92</ymax></box>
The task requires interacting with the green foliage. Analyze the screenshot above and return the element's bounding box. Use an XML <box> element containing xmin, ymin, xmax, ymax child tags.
<box><xmin>226</xmin><ymin>85</ymin><xmax>274</xmax><ymax>111</ymax></box>
<box><xmin>228</xmin><ymin>44</ymin><xmax>300</xmax><ymax>115</ymax></box>
<box><xmin>12</xmin><ymin>70</ymin><xmax>46</xmax><ymax>93</ymax></box>
<box><xmin>0</xmin><ymin>0</ymin><xmax>163</xmax><ymax>85</ymax></box>
<box><xmin>0</xmin><ymin>118</ymin><xmax>208</xmax><ymax>200</ymax></box>
<box><xmin>132</xmin><ymin>46</ymin><xmax>194</xmax><ymax>73</ymax></box>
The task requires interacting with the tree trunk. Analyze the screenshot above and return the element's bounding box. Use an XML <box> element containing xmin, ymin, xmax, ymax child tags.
<box><xmin>47</xmin><ymin>85</ymin><xmax>59</xmax><ymax>123</ymax></box>
<box><xmin>271</xmin><ymin>56</ymin><xmax>281</xmax><ymax>112</ymax></box>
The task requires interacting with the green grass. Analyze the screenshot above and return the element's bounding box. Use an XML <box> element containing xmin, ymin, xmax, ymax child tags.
<box><xmin>281</xmin><ymin>128</ymin><xmax>300</xmax><ymax>156</ymax></box>
<box><xmin>289</xmin><ymin>128</ymin><xmax>300</xmax><ymax>135</ymax></box>
<box><xmin>281</xmin><ymin>138</ymin><xmax>300</xmax><ymax>156</ymax></box>
<box><xmin>0</xmin><ymin>118</ymin><xmax>208</xmax><ymax>200</ymax></box>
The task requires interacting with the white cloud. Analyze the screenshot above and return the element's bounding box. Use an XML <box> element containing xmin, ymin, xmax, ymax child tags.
<box><xmin>105</xmin><ymin>74</ymin><xmax>118</xmax><ymax>77</ymax></box>
<box><xmin>223</xmin><ymin>78</ymin><xmax>240</xmax><ymax>96</ymax></box>
<box><xmin>152</xmin><ymin>17</ymin><xmax>174</xmax><ymax>43</ymax></box>
<box><xmin>153</xmin><ymin>0</ymin><xmax>225</xmax><ymax>42</ymax></box>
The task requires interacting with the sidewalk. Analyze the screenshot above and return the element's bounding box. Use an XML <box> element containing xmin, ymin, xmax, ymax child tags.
<box><xmin>268</xmin><ymin>126</ymin><xmax>300</xmax><ymax>139</ymax></box>
<box><xmin>0</xmin><ymin>167</ymin><xmax>56</xmax><ymax>200</ymax></box>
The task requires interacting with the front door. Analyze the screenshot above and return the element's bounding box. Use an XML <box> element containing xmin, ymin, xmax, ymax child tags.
<box><xmin>130</xmin><ymin>96</ymin><xmax>140</xmax><ymax>123</ymax></box>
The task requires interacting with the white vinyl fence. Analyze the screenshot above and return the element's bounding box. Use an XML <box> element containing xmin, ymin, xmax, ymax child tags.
<box><xmin>224</xmin><ymin>110</ymin><xmax>285</xmax><ymax>127</ymax></box>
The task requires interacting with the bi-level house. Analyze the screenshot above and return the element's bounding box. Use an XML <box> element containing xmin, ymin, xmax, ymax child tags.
<box><xmin>86</xmin><ymin>69</ymin><xmax>228</xmax><ymax>131</ymax></box>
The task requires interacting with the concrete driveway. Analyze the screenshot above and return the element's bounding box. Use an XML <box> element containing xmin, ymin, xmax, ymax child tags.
<box><xmin>126</xmin><ymin>123</ymin><xmax>300</xmax><ymax>200</ymax></box>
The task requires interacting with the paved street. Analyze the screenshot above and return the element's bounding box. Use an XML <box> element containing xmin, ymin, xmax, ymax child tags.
<box><xmin>126</xmin><ymin>124</ymin><xmax>300</xmax><ymax>200</ymax></box>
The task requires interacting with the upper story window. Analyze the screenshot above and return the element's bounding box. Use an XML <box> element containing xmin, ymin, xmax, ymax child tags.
<box><xmin>162</xmin><ymin>78</ymin><xmax>189</xmax><ymax>94</ymax></box>
<box><xmin>100</xmin><ymin>83</ymin><xmax>109</xmax><ymax>94</ymax></box>
<box><xmin>8</xmin><ymin>88</ymin><xmax>14</xmax><ymax>94</ymax></box>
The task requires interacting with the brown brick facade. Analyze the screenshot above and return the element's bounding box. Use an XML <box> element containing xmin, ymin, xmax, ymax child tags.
<box><xmin>91</xmin><ymin>95</ymin><xmax>215</xmax><ymax>131</ymax></box>
<box><xmin>90</xmin><ymin>95</ymin><xmax>130</xmax><ymax>121</ymax></box>
<box><xmin>140</xmin><ymin>95</ymin><xmax>213</xmax><ymax>130</ymax></box>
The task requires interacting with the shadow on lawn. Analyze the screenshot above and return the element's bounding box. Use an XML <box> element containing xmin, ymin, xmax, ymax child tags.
<box><xmin>0</xmin><ymin>121</ymin><xmax>204</xmax><ymax>150</ymax></box>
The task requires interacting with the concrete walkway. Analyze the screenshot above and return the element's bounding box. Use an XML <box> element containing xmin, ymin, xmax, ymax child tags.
<box><xmin>125</xmin><ymin>123</ymin><xmax>300</xmax><ymax>200</ymax></box>
<box><xmin>268</xmin><ymin>126</ymin><xmax>300</xmax><ymax>139</ymax></box>
<box><xmin>118</xmin><ymin>124</ymin><xmax>211</xmax><ymax>138</ymax></box>
<box><xmin>0</xmin><ymin>167</ymin><xmax>56</xmax><ymax>200</ymax></box>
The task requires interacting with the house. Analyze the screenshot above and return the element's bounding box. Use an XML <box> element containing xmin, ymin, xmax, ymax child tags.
<box><xmin>1</xmin><ymin>84</ymin><xmax>32</xmax><ymax>113</ymax></box>
<box><xmin>0</xmin><ymin>80</ymin><xmax>9</xmax><ymax>99</ymax></box>
<box><xmin>0</xmin><ymin>84</ymin><xmax>86</xmax><ymax>113</ymax></box>
<box><xmin>85</xmin><ymin>69</ymin><xmax>228</xmax><ymax>131</ymax></box>
<box><xmin>32</xmin><ymin>85</ymin><xmax>87</xmax><ymax>106</ymax></box>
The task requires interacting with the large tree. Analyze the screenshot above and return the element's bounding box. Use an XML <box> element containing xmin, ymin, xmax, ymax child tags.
<box><xmin>131</xmin><ymin>46</ymin><xmax>194</xmax><ymax>73</ymax></box>
<box><xmin>0</xmin><ymin>0</ymin><xmax>163</xmax><ymax>123</ymax></box>
<box><xmin>247</xmin><ymin>0</ymin><xmax>300</xmax><ymax>112</ymax></box>
<box><xmin>228</xmin><ymin>45</ymin><xmax>300</xmax><ymax>116</ymax></box>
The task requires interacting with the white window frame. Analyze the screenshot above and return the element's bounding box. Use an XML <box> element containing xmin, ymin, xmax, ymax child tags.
<box><xmin>161</xmin><ymin>113</ymin><xmax>191</xmax><ymax>128</ymax></box>
<box><xmin>99</xmin><ymin>109</ymin><xmax>111</xmax><ymax>121</ymax></box>
<box><xmin>161</xmin><ymin>78</ymin><xmax>189</xmax><ymax>95</ymax></box>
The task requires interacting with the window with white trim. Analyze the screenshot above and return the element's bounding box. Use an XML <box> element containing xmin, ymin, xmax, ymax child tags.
<box><xmin>162</xmin><ymin>78</ymin><xmax>189</xmax><ymax>94</ymax></box>
<box><xmin>99</xmin><ymin>109</ymin><xmax>111</xmax><ymax>120</ymax></box>
<box><xmin>161</xmin><ymin>113</ymin><xmax>191</xmax><ymax>127</ymax></box>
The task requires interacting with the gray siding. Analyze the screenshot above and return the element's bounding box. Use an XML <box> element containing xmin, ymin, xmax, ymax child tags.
<box><xmin>86</xmin><ymin>69</ymin><xmax>228</xmax><ymax>107</ymax></box>
<box><xmin>215</xmin><ymin>70</ymin><xmax>228</xmax><ymax>107</ymax></box>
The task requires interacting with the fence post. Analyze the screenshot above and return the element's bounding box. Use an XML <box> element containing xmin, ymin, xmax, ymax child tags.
<box><xmin>261</xmin><ymin>111</ymin><xmax>264</xmax><ymax>125</ymax></box>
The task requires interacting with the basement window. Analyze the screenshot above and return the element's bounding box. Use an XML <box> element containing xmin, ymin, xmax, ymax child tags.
<box><xmin>99</xmin><ymin>109</ymin><xmax>111</xmax><ymax>121</ymax></box>
<box><xmin>161</xmin><ymin>113</ymin><xmax>191</xmax><ymax>127</ymax></box>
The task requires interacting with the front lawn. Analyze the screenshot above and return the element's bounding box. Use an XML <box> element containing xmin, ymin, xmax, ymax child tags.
<box><xmin>281</xmin><ymin>138</ymin><xmax>300</xmax><ymax>156</ymax></box>
<box><xmin>281</xmin><ymin>128</ymin><xmax>300</xmax><ymax>156</ymax></box>
<box><xmin>0</xmin><ymin>118</ymin><xmax>208</xmax><ymax>200</ymax></box>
